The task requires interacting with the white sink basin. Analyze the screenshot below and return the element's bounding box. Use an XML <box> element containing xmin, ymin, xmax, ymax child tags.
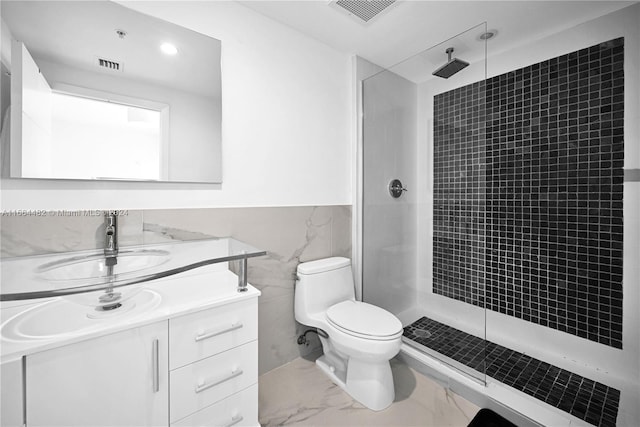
<box><xmin>1</xmin><ymin>289</ymin><xmax>161</xmax><ymax>341</ymax></box>
<box><xmin>36</xmin><ymin>249</ymin><xmax>171</xmax><ymax>282</ymax></box>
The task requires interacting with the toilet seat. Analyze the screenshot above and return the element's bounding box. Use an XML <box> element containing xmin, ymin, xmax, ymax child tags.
<box><xmin>326</xmin><ymin>300</ymin><xmax>402</xmax><ymax>341</ymax></box>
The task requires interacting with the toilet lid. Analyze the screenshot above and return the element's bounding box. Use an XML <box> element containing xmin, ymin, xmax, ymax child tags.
<box><xmin>326</xmin><ymin>300</ymin><xmax>402</xmax><ymax>338</ymax></box>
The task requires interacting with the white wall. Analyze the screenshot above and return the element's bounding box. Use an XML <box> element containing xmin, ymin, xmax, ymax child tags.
<box><xmin>0</xmin><ymin>1</ymin><xmax>353</xmax><ymax>209</ymax></box>
<box><xmin>417</xmin><ymin>4</ymin><xmax>640</xmax><ymax>424</ymax></box>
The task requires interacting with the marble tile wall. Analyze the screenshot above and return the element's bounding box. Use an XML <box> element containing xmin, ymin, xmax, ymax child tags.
<box><xmin>0</xmin><ymin>206</ymin><xmax>352</xmax><ymax>374</ymax></box>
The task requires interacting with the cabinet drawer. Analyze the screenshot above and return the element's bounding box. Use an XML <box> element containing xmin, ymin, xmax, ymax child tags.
<box><xmin>170</xmin><ymin>299</ymin><xmax>257</xmax><ymax>369</ymax></box>
<box><xmin>171</xmin><ymin>384</ymin><xmax>258</xmax><ymax>427</ymax></box>
<box><xmin>170</xmin><ymin>340</ymin><xmax>258</xmax><ymax>423</ymax></box>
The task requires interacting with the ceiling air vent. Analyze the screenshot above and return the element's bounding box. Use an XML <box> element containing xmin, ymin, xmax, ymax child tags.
<box><xmin>95</xmin><ymin>57</ymin><xmax>123</xmax><ymax>72</ymax></box>
<box><xmin>330</xmin><ymin>0</ymin><xmax>398</xmax><ymax>25</ymax></box>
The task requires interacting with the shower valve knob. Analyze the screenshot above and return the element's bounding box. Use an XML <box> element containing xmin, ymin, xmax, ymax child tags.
<box><xmin>389</xmin><ymin>179</ymin><xmax>407</xmax><ymax>198</ymax></box>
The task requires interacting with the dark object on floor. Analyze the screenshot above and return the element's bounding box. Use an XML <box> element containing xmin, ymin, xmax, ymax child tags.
<box><xmin>468</xmin><ymin>408</ymin><xmax>517</xmax><ymax>427</ymax></box>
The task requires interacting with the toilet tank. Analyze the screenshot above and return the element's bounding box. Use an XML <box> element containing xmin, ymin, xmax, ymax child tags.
<box><xmin>295</xmin><ymin>257</ymin><xmax>355</xmax><ymax>326</ymax></box>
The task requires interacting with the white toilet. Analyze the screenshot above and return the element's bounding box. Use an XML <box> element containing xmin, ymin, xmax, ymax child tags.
<box><xmin>295</xmin><ymin>257</ymin><xmax>403</xmax><ymax>411</ymax></box>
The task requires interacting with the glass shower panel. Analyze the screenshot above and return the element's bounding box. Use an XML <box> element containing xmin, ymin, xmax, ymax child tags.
<box><xmin>362</xmin><ymin>23</ymin><xmax>488</xmax><ymax>384</ymax></box>
<box><xmin>362</xmin><ymin>66</ymin><xmax>418</xmax><ymax>319</ymax></box>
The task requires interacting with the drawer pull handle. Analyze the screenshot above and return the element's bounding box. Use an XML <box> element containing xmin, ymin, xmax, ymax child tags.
<box><xmin>195</xmin><ymin>323</ymin><xmax>243</xmax><ymax>342</ymax></box>
<box><xmin>223</xmin><ymin>415</ymin><xmax>244</xmax><ymax>427</ymax></box>
<box><xmin>200</xmin><ymin>414</ymin><xmax>243</xmax><ymax>427</ymax></box>
<box><xmin>195</xmin><ymin>369</ymin><xmax>243</xmax><ymax>394</ymax></box>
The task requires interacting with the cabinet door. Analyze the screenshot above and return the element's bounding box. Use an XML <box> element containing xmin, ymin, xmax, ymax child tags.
<box><xmin>26</xmin><ymin>321</ymin><xmax>168</xmax><ymax>427</ymax></box>
<box><xmin>1</xmin><ymin>358</ymin><xmax>23</xmax><ymax>427</ymax></box>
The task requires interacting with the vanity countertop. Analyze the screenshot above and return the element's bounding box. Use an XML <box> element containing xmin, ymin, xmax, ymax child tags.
<box><xmin>1</xmin><ymin>237</ymin><xmax>265</xmax><ymax>302</ymax></box>
<box><xmin>0</xmin><ymin>267</ymin><xmax>260</xmax><ymax>364</ymax></box>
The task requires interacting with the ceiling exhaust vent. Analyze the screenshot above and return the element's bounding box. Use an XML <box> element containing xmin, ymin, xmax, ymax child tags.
<box><xmin>330</xmin><ymin>0</ymin><xmax>398</xmax><ymax>25</ymax></box>
<box><xmin>95</xmin><ymin>57</ymin><xmax>123</xmax><ymax>72</ymax></box>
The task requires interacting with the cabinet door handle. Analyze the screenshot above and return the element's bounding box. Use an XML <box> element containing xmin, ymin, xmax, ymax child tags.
<box><xmin>195</xmin><ymin>369</ymin><xmax>243</xmax><ymax>394</ymax></box>
<box><xmin>194</xmin><ymin>323</ymin><xmax>243</xmax><ymax>342</ymax></box>
<box><xmin>152</xmin><ymin>339</ymin><xmax>159</xmax><ymax>393</ymax></box>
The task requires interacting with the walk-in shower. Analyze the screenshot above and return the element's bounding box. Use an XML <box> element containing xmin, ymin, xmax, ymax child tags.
<box><xmin>360</xmin><ymin>16</ymin><xmax>638</xmax><ymax>427</ymax></box>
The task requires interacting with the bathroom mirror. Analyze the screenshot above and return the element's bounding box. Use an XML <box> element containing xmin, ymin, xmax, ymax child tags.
<box><xmin>0</xmin><ymin>1</ymin><xmax>222</xmax><ymax>183</ymax></box>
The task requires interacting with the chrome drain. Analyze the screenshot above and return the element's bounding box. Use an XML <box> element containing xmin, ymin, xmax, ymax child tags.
<box><xmin>100</xmin><ymin>302</ymin><xmax>122</xmax><ymax>311</ymax></box>
<box><xmin>414</xmin><ymin>329</ymin><xmax>432</xmax><ymax>339</ymax></box>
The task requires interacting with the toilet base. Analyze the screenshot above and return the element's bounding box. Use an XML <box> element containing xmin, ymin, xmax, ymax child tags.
<box><xmin>316</xmin><ymin>354</ymin><xmax>395</xmax><ymax>411</ymax></box>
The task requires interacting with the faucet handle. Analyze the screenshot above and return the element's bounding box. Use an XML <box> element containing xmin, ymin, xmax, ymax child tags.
<box><xmin>105</xmin><ymin>212</ymin><xmax>118</xmax><ymax>226</ymax></box>
<box><xmin>104</xmin><ymin>212</ymin><xmax>119</xmax><ymax>255</ymax></box>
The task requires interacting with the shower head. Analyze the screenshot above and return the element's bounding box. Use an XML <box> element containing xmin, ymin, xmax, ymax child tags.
<box><xmin>432</xmin><ymin>47</ymin><xmax>469</xmax><ymax>79</ymax></box>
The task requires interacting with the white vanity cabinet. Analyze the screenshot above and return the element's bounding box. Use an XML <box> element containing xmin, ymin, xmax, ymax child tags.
<box><xmin>1</xmin><ymin>240</ymin><xmax>264</xmax><ymax>427</ymax></box>
<box><xmin>168</xmin><ymin>298</ymin><xmax>259</xmax><ymax>426</ymax></box>
<box><xmin>25</xmin><ymin>320</ymin><xmax>169</xmax><ymax>427</ymax></box>
<box><xmin>17</xmin><ymin>294</ymin><xmax>259</xmax><ymax>427</ymax></box>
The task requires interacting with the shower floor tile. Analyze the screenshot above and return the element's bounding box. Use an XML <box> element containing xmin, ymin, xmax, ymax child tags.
<box><xmin>404</xmin><ymin>316</ymin><xmax>620</xmax><ymax>427</ymax></box>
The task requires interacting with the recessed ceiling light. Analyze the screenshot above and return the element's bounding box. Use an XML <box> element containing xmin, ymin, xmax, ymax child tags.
<box><xmin>478</xmin><ymin>30</ymin><xmax>498</xmax><ymax>41</ymax></box>
<box><xmin>160</xmin><ymin>42</ymin><xmax>178</xmax><ymax>55</ymax></box>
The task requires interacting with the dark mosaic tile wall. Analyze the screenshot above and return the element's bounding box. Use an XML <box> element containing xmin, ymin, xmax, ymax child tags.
<box><xmin>433</xmin><ymin>81</ymin><xmax>487</xmax><ymax>306</ymax></box>
<box><xmin>433</xmin><ymin>38</ymin><xmax>624</xmax><ymax>348</ymax></box>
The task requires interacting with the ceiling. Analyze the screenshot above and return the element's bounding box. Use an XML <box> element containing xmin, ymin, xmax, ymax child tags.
<box><xmin>2</xmin><ymin>0</ymin><xmax>221</xmax><ymax>97</ymax></box>
<box><xmin>3</xmin><ymin>1</ymin><xmax>633</xmax><ymax>91</ymax></box>
<box><xmin>239</xmin><ymin>0</ymin><xmax>635</xmax><ymax>75</ymax></box>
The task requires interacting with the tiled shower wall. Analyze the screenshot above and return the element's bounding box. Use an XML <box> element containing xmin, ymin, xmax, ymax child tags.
<box><xmin>433</xmin><ymin>38</ymin><xmax>624</xmax><ymax>348</ymax></box>
<box><xmin>0</xmin><ymin>206</ymin><xmax>351</xmax><ymax>373</ymax></box>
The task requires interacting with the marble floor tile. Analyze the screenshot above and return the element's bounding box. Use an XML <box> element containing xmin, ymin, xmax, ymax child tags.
<box><xmin>259</xmin><ymin>354</ymin><xmax>479</xmax><ymax>426</ymax></box>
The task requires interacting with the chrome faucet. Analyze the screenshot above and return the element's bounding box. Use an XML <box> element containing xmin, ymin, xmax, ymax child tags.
<box><xmin>104</xmin><ymin>212</ymin><xmax>118</xmax><ymax>260</ymax></box>
<box><xmin>102</xmin><ymin>212</ymin><xmax>120</xmax><ymax>307</ymax></box>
